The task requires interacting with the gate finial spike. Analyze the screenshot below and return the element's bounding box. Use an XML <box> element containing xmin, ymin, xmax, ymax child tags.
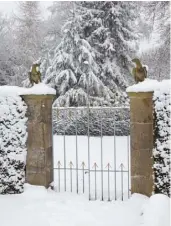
<box><xmin>81</xmin><ymin>161</ymin><xmax>86</xmax><ymax>167</ymax></box>
<box><xmin>92</xmin><ymin>162</ymin><xmax>98</xmax><ymax>168</ymax></box>
<box><xmin>69</xmin><ymin>161</ymin><xmax>74</xmax><ymax>167</ymax></box>
<box><xmin>105</xmin><ymin>163</ymin><xmax>112</xmax><ymax>169</ymax></box>
<box><xmin>57</xmin><ymin>161</ymin><xmax>62</xmax><ymax>167</ymax></box>
<box><xmin>119</xmin><ymin>163</ymin><xmax>125</xmax><ymax>169</ymax></box>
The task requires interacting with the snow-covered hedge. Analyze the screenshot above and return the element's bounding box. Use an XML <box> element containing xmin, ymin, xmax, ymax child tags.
<box><xmin>153</xmin><ymin>85</ymin><xmax>170</xmax><ymax>197</ymax></box>
<box><xmin>53</xmin><ymin>108</ymin><xmax>130</xmax><ymax>136</ymax></box>
<box><xmin>0</xmin><ymin>95</ymin><xmax>27</xmax><ymax>194</ymax></box>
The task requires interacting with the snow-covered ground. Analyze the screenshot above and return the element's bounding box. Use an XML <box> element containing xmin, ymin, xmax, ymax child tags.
<box><xmin>141</xmin><ymin>194</ymin><xmax>170</xmax><ymax>226</ymax></box>
<box><xmin>0</xmin><ymin>135</ymin><xmax>170</xmax><ymax>226</ymax></box>
<box><xmin>0</xmin><ymin>184</ymin><xmax>148</xmax><ymax>226</ymax></box>
<box><xmin>0</xmin><ymin>184</ymin><xmax>169</xmax><ymax>226</ymax></box>
<box><xmin>53</xmin><ymin>135</ymin><xmax>130</xmax><ymax>201</ymax></box>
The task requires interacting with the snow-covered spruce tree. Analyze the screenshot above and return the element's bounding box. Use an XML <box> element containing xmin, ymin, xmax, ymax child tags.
<box><xmin>0</xmin><ymin>14</ymin><xmax>19</xmax><ymax>86</ymax></box>
<box><xmin>44</xmin><ymin>10</ymin><xmax>114</xmax><ymax>107</ymax></box>
<box><xmin>153</xmin><ymin>84</ymin><xmax>170</xmax><ymax>197</ymax></box>
<box><xmin>46</xmin><ymin>1</ymin><xmax>74</xmax><ymax>48</ymax></box>
<box><xmin>77</xmin><ymin>2</ymin><xmax>138</xmax><ymax>104</ymax></box>
<box><xmin>140</xmin><ymin>2</ymin><xmax>170</xmax><ymax>81</ymax></box>
<box><xmin>14</xmin><ymin>2</ymin><xmax>43</xmax><ymax>69</ymax></box>
<box><xmin>0</xmin><ymin>95</ymin><xmax>27</xmax><ymax>194</ymax></box>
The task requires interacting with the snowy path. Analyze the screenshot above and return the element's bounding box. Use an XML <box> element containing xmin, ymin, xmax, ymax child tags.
<box><xmin>0</xmin><ymin>184</ymin><xmax>148</xmax><ymax>226</ymax></box>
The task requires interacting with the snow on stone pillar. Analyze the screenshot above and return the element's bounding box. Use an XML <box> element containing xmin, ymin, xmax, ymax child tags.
<box><xmin>126</xmin><ymin>80</ymin><xmax>157</xmax><ymax>197</ymax></box>
<box><xmin>21</xmin><ymin>84</ymin><xmax>56</xmax><ymax>188</ymax></box>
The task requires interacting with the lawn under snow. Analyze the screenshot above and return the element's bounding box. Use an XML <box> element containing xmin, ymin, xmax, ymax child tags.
<box><xmin>0</xmin><ymin>184</ymin><xmax>169</xmax><ymax>226</ymax></box>
<box><xmin>0</xmin><ymin>184</ymin><xmax>148</xmax><ymax>226</ymax></box>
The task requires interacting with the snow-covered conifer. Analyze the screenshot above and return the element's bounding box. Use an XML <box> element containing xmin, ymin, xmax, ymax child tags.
<box><xmin>79</xmin><ymin>2</ymin><xmax>138</xmax><ymax>102</ymax></box>
<box><xmin>44</xmin><ymin>2</ymin><xmax>139</xmax><ymax>106</ymax></box>
<box><xmin>44</xmin><ymin>12</ymin><xmax>113</xmax><ymax>107</ymax></box>
<box><xmin>15</xmin><ymin>1</ymin><xmax>43</xmax><ymax>66</ymax></box>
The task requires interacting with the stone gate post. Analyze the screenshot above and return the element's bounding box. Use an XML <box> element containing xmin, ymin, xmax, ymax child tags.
<box><xmin>21</xmin><ymin>94</ymin><xmax>55</xmax><ymax>188</ymax></box>
<box><xmin>127</xmin><ymin>91</ymin><xmax>154</xmax><ymax>196</ymax></box>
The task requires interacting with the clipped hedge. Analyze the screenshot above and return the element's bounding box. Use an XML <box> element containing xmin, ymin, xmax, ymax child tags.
<box><xmin>53</xmin><ymin>107</ymin><xmax>130</xmax><ymax>136</ymax></box>
<box><xmin>0</xmin><ymin>95</ymin><xmax>27</xmax><ymax>194</ymax></box>
<box><xmin>153</xmin><ymin>87</ymin><xmax>170</xmax><ymax>197</ymax></box>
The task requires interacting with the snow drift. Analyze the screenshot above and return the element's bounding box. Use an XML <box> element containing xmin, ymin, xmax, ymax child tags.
<box><xmin>142</xmin><ymin>194</ymin><xmax>170</xmax><ymax>226</ymax></box>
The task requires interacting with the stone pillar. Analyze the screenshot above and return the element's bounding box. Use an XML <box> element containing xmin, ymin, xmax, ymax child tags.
<box><xmin>127</xmin><ymin>92</ymin><xmax>154</xmax><ymax>196</ymax></box>
<box><xmin>21</xmin><ymin>94</ymin><xmax>55</xmax><ymax>188</ymax></box>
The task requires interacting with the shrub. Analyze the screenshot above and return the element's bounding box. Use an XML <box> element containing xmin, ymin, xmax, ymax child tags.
<box><xmin>0</xmin><ymin>95</ymin><xmax>27</xmax><ymax>194</ymax></box>
<box><xmin>153</xmin><ymin>86</ymin><xmax>170</xmax><ymax>197</ymax></box>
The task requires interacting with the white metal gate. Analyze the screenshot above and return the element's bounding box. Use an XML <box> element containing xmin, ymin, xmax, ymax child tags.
<box><xmin>53</xmin><ymin>107</ymin><xmax>130</xmax><ymax>201</ymax></box>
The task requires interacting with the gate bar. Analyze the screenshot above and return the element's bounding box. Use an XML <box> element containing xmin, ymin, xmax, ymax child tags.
<box><xmin>53</xmin><ymin>106</ymin><xmax>129</xmax><ymax>110</ymax></box>
<box><xmin>120</xmin><ymin>163</ymin><xmax>124</xmax><ymax>201</ymax></box>
<box><xmin>75</xmin><ymin>110</ymin><xmax>78</xmax><ymax>194</ymax></box>
<box><xmin>113</xmin><ymin>112</ymin><xmax>117</xmax><ymax>200</ymax></box>
<box><xmin>63</xmin><ymin>110</ymin><xmax>66</xmax><ymax>191</ymax></box>
<box><xmin>87</xmin><ymin>75</ymin><xmax>91</xmax><ymax>200</ymax></box>
<box><xmin>100</xmin><ymin>110</ymin><xmax>104</xmax><ymax>201</ymax></box>
<box><xmin>127</xmin><ymin>136</ymin><xmax>130</xmax><ymax>198</ymax></box>
<box><xmin>81</xmin><ymin>162</ymin><xmax>85</xmax><ymax>193</ymax></box>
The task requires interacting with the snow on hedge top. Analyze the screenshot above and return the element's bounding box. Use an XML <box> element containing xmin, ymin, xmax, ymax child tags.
<box><xmin>126</xmin><ymin>79</ymin><xmax>171</xmax><ymax>93</ymax></box>
<box><xmin>0</xmin><ymin>83</ymin><xmax>56</xmax><ymax>96</ymax></box>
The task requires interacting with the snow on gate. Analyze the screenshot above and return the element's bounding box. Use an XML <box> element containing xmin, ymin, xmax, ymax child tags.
<box><xmin>52</xmin><ymin>107</ymin><xmax>130</xmax><ymax>201</ymax></box>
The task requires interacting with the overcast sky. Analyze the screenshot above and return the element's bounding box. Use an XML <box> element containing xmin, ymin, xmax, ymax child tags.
<box><xmin>0</xmin><ymin>1</ymin><xmax>53</xmax><ymax>18</ymax></box>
